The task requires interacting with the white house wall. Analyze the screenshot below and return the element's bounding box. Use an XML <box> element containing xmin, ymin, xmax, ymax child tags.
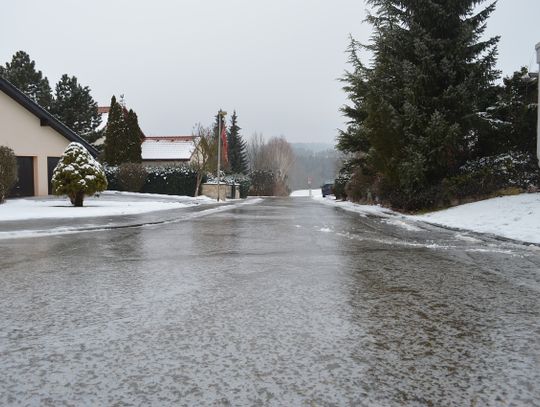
<box><xmin>0</xmin><ymin>90</ymin><xmax>70</xmax><ymax>196</ymax></box>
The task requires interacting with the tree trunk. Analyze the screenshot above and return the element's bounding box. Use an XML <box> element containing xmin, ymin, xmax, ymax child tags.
<box><xmin>70</xmin><ymin>191</ymin><xmax>84</xmax><ymax>207</ymax></box>
<box><xmin>194</xmin><ymin>174</ymin><xmax>201</xmax><ymax>197</ymax></box>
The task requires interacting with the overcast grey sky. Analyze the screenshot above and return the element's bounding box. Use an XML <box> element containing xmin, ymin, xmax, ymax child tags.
<box><xmin>2</xmin><ymin>0</ymin><xmax>539</xmax><ymax>144</ymax></box>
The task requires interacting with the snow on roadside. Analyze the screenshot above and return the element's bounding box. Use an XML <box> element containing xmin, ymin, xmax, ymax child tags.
<box><xmin>311</xmin><ymin>192</ymin><xmax>540</xmax><ymax>245</ymax></box>
<box><xmin>290</xmin><ymin>189</ymin><xmax>323</xmax><ymax>198</ymax></box>
<box><xmin>412</xmin><ymin>193</ymin><xmax>540</xmax><ymax>244</ymax></box>
<box><xmin>315</xmin><ymin>196</ymin><xmax>396</xmax><ymax>218</ymax></box>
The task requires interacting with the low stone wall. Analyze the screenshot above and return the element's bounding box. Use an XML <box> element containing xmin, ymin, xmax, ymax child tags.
<box><xmin>201</xmin><ymin>183</ymin><xmax>240</xmax><ymax>200</ymax></box>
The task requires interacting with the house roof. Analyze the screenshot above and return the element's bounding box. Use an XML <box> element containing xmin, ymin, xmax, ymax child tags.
<box><xmin>141</xmin><ymin>136</ymin><xmax>196</xmax><ymax>161</ymax></box>
<box><xmin>96</xmin><ymin>104</ymin><xmax>146</xmax><ymax>138</ymax></box>
<box><xmin>0</xmin><ymin>76</ymin><xmax>99</xmax><ymax>157</ymax></box>
<box><xmin>96</xmin><ymin>106</ymin><xmax>109</xmax><ymax>132</ymax></box>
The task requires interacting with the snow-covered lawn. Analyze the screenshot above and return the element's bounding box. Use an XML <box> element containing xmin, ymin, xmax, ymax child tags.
<box><xmin>412</xmin><ymin>193</ymin><xmax>540</xmax><ymax>244</ymax></box>
<box><xmin>0</xmin><ymin>193</ymin><xmax>214</xmax><ymax>222</ymax></box>
<box><xmin>103</xmin><ymin>190</ymin><xmax>214</xmax><ymax>202</ymax></box>
<box><xmin>306</xmin><ymin>192</ymin><xmax>540</xmax><ymax>245</ymax></box>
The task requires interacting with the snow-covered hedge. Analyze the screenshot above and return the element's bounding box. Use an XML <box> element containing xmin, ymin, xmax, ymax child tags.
<box><xmin>105</xmin><ymin>165</ymin><xmax>199</xmax><ymax>196</ymax></box>
<box><xmin>52</xmin><ymin>142</ymin><xmax>108</xmax><ymax>207</ymax></box>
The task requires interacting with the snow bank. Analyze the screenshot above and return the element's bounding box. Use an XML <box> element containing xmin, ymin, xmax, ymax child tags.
<box><xmin>413</xmin><ymin>193</ymin><xmax>540</xmax><ymax>244</ymax></box>
<box><xmin>316</xmin><ymin>197</ymin><xmax>395</xmax><ymax>217</ymax></box>
<box><xmin>315</xmin><ymin>193</ymin><xmax>540</xmax><ymax>244</ymax></box>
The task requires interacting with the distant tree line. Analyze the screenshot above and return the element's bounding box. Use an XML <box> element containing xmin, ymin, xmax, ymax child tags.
<box><xmin>288</xmin><ymin>146</ymin><xmax>341</xmax><ymax>190</ymax></box>
<box><xmin>337</xmin><ymin>0</ymin><xmax>539</xmax><ymax>210</ymax></box>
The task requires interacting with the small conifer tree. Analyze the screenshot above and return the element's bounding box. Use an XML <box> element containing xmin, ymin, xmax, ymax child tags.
<box><xmin>52</xmin><ymin>142</ymin><xmax>107</xmax><ymax>207</ymax></box>
<box><xmin>227</xmin><ymin>111</ymin><xmax>248</xmax><ymax>174</ymax></box>
<box><xmin>124</xmin><ymin>109</ymin><xmax>143</xmax><ymax>163</ymax></box>
<box><xmin>103</xmin><ymin>96</ymin><xmax>127</xmax><ymax>165</ymax></box>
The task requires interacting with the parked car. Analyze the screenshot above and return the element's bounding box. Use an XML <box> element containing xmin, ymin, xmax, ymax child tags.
<box><xmin>321</xmin><ymin>182</ymin><xmax>334</xmax><ymax>197</ymax></box>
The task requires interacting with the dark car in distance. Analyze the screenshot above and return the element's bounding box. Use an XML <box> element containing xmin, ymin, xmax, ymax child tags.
<box><xmin>321</xmin><ymin>182</ymin><xmax>334</xmax><ymax>198</ymax></box>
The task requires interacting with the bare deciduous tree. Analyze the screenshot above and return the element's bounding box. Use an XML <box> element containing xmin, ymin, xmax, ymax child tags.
<box><xmin>262</xmin><ymin>136</ymin><xmax>295</xmax><ymax>183</ymax></box>
<box><xmin>246</xmin><ymin>133</ymin><xmax>296</xmax><ymax>195</ymax></box>
<box><xmin>247</xmin><ymin>132</ymin><xmax>265</xmax><ymax>173</ymax></box>
<box><xmin>190</xmin><ymin>124</ymin><xmax>217</xmax><ymax>196</ymax></box>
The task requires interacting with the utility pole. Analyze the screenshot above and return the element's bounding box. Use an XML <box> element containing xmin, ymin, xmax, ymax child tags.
<box><xmin>216</xmin><ymin>110</ymin><xmax>227</xmax><ymax>202</ymax></box>
<box><xmin>536</xmin><ymin>43</ymin><xmax>540</xmax><ymax>166</ymax></box>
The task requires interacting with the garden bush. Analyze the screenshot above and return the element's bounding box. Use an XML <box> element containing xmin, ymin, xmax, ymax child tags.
<box><xmin>104</xmin><ymin>166</ymin><xmax>119</xmax><ymax>190</ymax></box>
<box><xmin>444</xmin><ymin>151</ymin><xmax>540</xmax><ymax>200</ymax></box>
<box><xmin>0</xmin><ymin>146</ymin><xmax>17</xmax><ymax>203</ymax></box>
<box><xmin>333</xmin><ymin>172</ymin><xmax>350</xmax><ymax>201</ymax></box>
<box><xmin>118</xmin><ymin>163</ymin><xmax>147</xmax><ymax>192</ymax></box>
<box><xmin>249</xmin><ymin>170</ymin><xmax>276</xmax><ymax>196</ymax></box>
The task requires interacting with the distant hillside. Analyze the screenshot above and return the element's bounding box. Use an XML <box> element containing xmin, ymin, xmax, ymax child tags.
<box><xmin>289</xmin><ymin>143</ymin><xmax>341</xmax><ymax>190</ymax></box>
<box><xmin>291</xmin><ymin>143</ymin><xmax>335</xmax><ymax>155</ymax></box>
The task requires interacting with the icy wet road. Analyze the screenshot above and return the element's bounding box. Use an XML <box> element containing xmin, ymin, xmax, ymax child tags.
<box><xmin>1</xmin><ymin>198</ymin><xmax>539</xmax><ymax>406</ymax></box>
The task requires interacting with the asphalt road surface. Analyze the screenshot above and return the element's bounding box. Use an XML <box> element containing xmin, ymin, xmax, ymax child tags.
<box><xmin>1</xmin><ymin>198</ymin><xmax>539</xmax><ymax>406</ymax></box>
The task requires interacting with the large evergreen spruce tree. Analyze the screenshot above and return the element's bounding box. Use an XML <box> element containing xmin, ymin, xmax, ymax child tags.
<box><xmin>227</xmin><ymin>111</ymin><xmax>248</xmax><ymax>174</ymax></box>
<box><xmin>0</xmin><ymin>51</ymin><xmax>53</xmax><ymax>109</ymax></box>
<box><xmin>338</xmin><ymin>0</ymin><xmax>499</xmax><ymax>209</ymax></box>
<box><xmin>103</xmin><ymin>96</ymin><xmax>128</xmax><ymax>165</ymax></box>
<box><xmin>50</xmin><ymin>74</ymin><xmax>101</xmax><ymax>139</ymax></box>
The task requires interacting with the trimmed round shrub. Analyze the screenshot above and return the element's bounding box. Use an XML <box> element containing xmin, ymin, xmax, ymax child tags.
<box><xmin>0</xmin><ymin>146</ymin><xmax>18</xmax><ymax>203</ymax></box>
<box><xmin>52</xmin><ymin>142</ymin><xmax>108</xmax><ymax>207</ymax></box>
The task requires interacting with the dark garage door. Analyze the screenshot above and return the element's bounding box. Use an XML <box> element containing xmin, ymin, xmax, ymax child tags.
<box><xmin>10</xmin><ymin>156</ymin><xmax>34</xmax><ymax>197</ymax></box>
<box><xmin>47</xmin><ymin>157</ymin><xmax>60</xmax><ymax>195</ymax></box>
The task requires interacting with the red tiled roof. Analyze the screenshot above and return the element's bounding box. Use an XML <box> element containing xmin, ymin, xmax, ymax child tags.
<box><xmin>98</xmin><ymin>106</ymin><xmax>110</xmax><ymax>114</ymax></box>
